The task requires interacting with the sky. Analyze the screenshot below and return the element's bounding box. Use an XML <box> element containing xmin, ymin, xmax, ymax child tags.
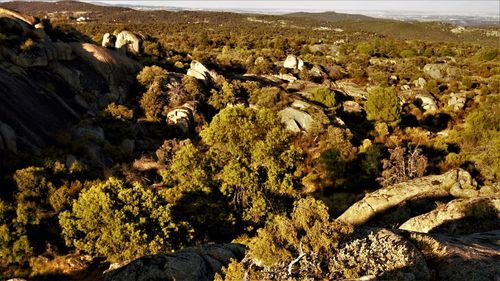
<box><xmin>76</xmin><ymin>1</ymin><xmax>500</xmax><ymax>16</ymax></box>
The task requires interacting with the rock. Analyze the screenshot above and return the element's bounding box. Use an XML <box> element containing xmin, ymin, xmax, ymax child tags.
<box><xmin>342</xmin><ymin>101</ymin><xmax>363</xmax><ymax>113</ymax></box>
<box><xmin>0</xmin><ymin>121</ymin><xmax>17</xmax><ymax>152</ymax></box>
<box><xmin>65</xmin><ymin>154</ymin><xmax>78</xmax><ymax>168</ymax></box>
<box><xmin>186</xmin><ymin>60</ymin><xmax>218</xmax><ymax>83</ymax></box>
<box><xmin>102</xmin><ymin>33</ymin><xmax>116</xmax><ymax>48</ymax></box>
<box><xmin>448</xmin><ymin>92</ymin><xmax>467</xmax><ymax>111</ymax></box>
<box><xmin>333</xmin><ymin>228</ymin><xmax>430</xmax><ymax>281</ymax></box>
<box><xmin>15</xmin><ymin>51</ymin><xmax>48</xmax><ymax>67</ymax></box>
<box><xmin>70</xmin><ymin>42</ymin><xmax>141</xmax><ymax>98</ymax></box>
<box><xmin>274</xmin><ymin>73</ymin><xmax>297</xmax><ymax>82</ymax></box>
<box><xmin>279</xmin><ymin>107</ymin><xmax>314</xmax><ymax>133</ymax></box>
<box><xmin>132</xmin><ymin>157</ymin><xmax>165</xmax><ymax>172</ymax></box>
<box><xmin>33</xmin><ymin>22</ymin><xmax>46</xmax><ymax>40</ymax></box>
<box><xmin>413</xmin><ymin>77</ymin><xmax>427</xmax><ymax>88</ymax></box>
<box><xmin>166</xmin><ymin>102</ymin><xmax>195</xmax><ymax>135</ymax></box>
<box><xmin>337</xmin><ymin>169</ymin><xmax>473</xmax><ymax>226</ymax></box>
<box><xmin>333</xmin><ymin>81</ymin><xmax>368</xmax><ymax>99</ymax></box>
<box><xmin>415</xmin><ymin>93</ymin><xmax>438</xmax><ymax>112</ymax></box>
<box><xmin>399</xmin><ymin>197</ymin><xmax>500</xmax><ymax>234</ymax></box>
<box><xmin>310</xmin><ymin>64</ymin><xmax>327</xmax><ymax>77</ymax></box>
<box><xmin>104</xmin><ymin>243</ymin><xmax>246</xmax><ymax>281</ymax></box>
<box><xmin>0</xmin><ymin>7</ymin><xmax>38</xmax><ymax>25</ymax></box>
<box><xmin>423</xmin><ymin>63</ymin><xmax>459</xmax><ymax>80</ymax></box>
<box><xmin>450</xmin><ymin>26</ymin><xmax>465</xmax><ymax>34</ymax></box>
<box><xmin>283</xmin><ymin>54</ymin><xmax>304</xmax><ymax>70</ymax></box>
<box><xmin>120</xmin><ymin>139</ymin><xmax>135</xmax><ymax>155</ymax></box>
<box><xmin>290</xmin><ymin>99</ymin><xmax>311</xmax><ymax>111</ymax></box>
<box><xmin>283</xmin><ymin>54</ymin><xmax>298</xmax><ymax>69</ymax></box>
<box><xmin>74</xmin><ymin>126</ymin><xmax>105</xmax><ymax>142</ymax></box>
<box><xmin>403</xmin><ymin>230</ymin><xmax>500</xmax><ymax>281</ymax></box>
<box><xmin>115</xmin><ymin>30</ymin><xmax>142</xmax><ymax>54</ymax></box>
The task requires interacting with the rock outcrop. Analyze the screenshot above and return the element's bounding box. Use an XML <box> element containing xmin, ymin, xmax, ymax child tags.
<box><xmin>104</xmin><ymin>243</ymin><xmax>246</xmax><ymax>281</ymax></box>
<box><xmin>399</xmin><ymin>197</ymin><xmax>500</xmax><ymax>233</ymax></box>
<box><xmin>337</xmin><ymin>169</ymin><xmax>476</xmax><ymax>226</ymax></box>
<box><xmin>423</xmin><ymin>63</ymin><xmax>460</xmax><ymax>80</ymax></box>
<box><xmin>102</xmin><ymin>32</ymin><xmax>117</xmax><ymax>48</ymax></box>
<box><xmin>283</xmin><ymin>54</ymin><xmax>304</xmax><ymax>70</ymax></box>
<box><xmin>0</xmin><ymin>7</ymin><xmax>37</xmax><ymax>25</ymax></box>
<box><xmin>0</xmin><ymin>9</ymin><xmax>141</xmax><ymax>151</ymax></box>
<box><xmin>186</xmin><ymin>60</ymin><xmax>219</xmax><ymax>83</ymax></box>
<box><xmin>115</xmin><ymin>30</ymin><xmax>142</xmax><ymax>54</ymax></box>
<box><xmin>0</xmin><ymin>121</ymin><xmax>17</xmax><ymax>152</ymax></box>
<box><xmin>403</xmin><ymin>230</ymin><xmax>500</xmax><ymax>281</ymax></box>
<box><xmin>448</xmin><ymin>92</ymin><xmax>467</xmax><ymax>111</ymax></box>
<box><xmin>415</xmin><ymin>92</ymin><xmax>438</xmax><ymax>112</ymax></box>
<box><xmin>279</xmin><ymin>107</ymin><xmax>314</xmax><ymax>133</ymax></box>
<box><xmin>166</xmin><ymin>102</ymin><xmax>196</xmax><ymax>134</ymax></box>
<box><xmin>333</xmin><ymin>80</ymin><xmax>368</xmax><ymax>99</ymax></box>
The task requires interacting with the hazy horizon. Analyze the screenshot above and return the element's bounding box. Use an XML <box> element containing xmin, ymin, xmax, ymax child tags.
<box><xmin>88</xmin><ymin>1</ymin><xmax>500</xmax><ymax>16</ymax></box>
<box><xmin>1</xmin><ymin>0</ymin><xmax>499</xmax><ymax>16</ymax></box>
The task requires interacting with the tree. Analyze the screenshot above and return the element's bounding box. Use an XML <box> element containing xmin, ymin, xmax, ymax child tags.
<box><xmin>59</xmin><ymin>177</ymin><xmax>192</xmax><ymax>261</ymax></box>
<box><xmin>365</xmin><ymin>86</ymin><xmax>401</xmax><ymax>125</ymax></box>
<box><xmin>200</xmin><ymin>106</ymin><xmax>301</xmax><ymax>224</ymax></box>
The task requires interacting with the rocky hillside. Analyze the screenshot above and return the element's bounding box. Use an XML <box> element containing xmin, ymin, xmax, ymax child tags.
<box><xmin>0</xmin><ymin>2</ymin><xmax>498</xmax><ymax>281</ymax></box>
<box><xmin>0</xmin><ymin>7</ymin><xmax>140</xmax><ymax>152</ymax></box>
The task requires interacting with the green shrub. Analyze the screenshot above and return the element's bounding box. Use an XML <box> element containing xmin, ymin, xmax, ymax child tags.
<box><xmin>474</xmin><ymin>48</ymin><xmax>498</xmax><ymax>61</ymax></box>
<box><xmin>308</xmin><ymin>87</ymin><xmax>336</xmax><ymax>108</ymax></box>
<box><xmin>221</xmin><ymin>197</ymin><xmax>353</xmax><ymax>280</ymax></box>
<box><xmin>451</xmin><ymin>94</ymin><xmax>500</xmax><ymax>181</ymax></box>
<box><xmin>365</xmin><ymin>86</ymin><xmax>401</xmax><ymax>124</ymax></box>
<box><xmin>59</xmin><ymin>177</ymin><xmax>192</xmax><ymax>261</ymax></box>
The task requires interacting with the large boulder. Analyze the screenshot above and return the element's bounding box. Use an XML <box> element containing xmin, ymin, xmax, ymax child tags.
<box><xmin>104</xmin><ymin>243</ymin><xmax>246</xmax><ymax>281</ymax></box>
<box><xmin>102</xmin><ymin>33</ymin><xmax>117</xmax><ymax>48</ymax></box>
<box><xmin>115</xmin><ymin>30</ymin><xmax>142</xmax><ymax>54</ymax></box>
<box><xmin>403</xmin><ymin>230</ymin><xmax>500</xmax><ymax>281</ymax></box>
<box><xmin>186</xmin><ymin>60</ymin><xmax>219</xmax><ymax>83</ymax></box>
<box><xmin>166</xmin><ymin>102</ymin><xmax>195</xmax><ymax>135</ymax></box>
<box><xmin>70</xmin><ymin>43</ymin><xmax>141</xmax><ymax>98</ymax></box>
<box><xmin>415</xmin><ymin>93</ymin><xmax>438</xmax><ymax>112</ymax></box>
<box><xmin>399</xmin><ymin>197</ymin><xmax>500</xmax><ymax>234</ymax></box>
<box><xmin>0</xmin><ymin>121</ymin><xmax>17</xmax><ymax>152</ymax></box>
<box><xmin>337</xmin><ymin>169</ymin><xmax>476</xmax><ymax>226</ymax></box>
<box><xmin>0</xmin><ymin>7</ymin><xmax>37</xmax><ymax>25</ymax></box>
<box><xmin>423</xmin><ymin>63</ymin><xmax>460</xmax><ymax>80</ymax></box>
<box><xmin>279</xmin><ymin>107</ymin><xmax>314</xmax><ymax>133</ymax></box>
<box><xmin>333</xmin><ymin>81</ymin><xmax>368</xmax><ymax>99</ymax></box>
<box><xmin>448</xmin><ymin>92</ymin><xmax>467</xmax><ymax>111</ymax></box>
<box><xmin>283</xmin><ymin>54</ymin><xmax>304</xmax><ymax>70</ymax></box>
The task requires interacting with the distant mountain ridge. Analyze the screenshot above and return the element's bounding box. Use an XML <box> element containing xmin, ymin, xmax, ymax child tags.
<box><xmin>285</xmin><ymin>11</ymin><xmax>376</xmax><ymax>22</ymax></box>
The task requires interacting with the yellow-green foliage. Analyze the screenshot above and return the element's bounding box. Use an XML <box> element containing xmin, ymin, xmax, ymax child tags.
<box><xmin>200</xmin><ymin>105</ymin><xmax>301</xmax><ymax>224</ymax></box>
<box><xmin>137</xmin><ymin>65</ymin><xmax>168</xmax><ymax>88</ymax></box>
<box><xmin>59</xmin><ymin>177</ymin><xmax>193</xmax><ymax>261</ymax></box>
<box><xmin>451</xmin><ymin>94</ymin><xmax>500</xmax><ymax>181</ymax></box>
<box><xmin>104</xmin><ymin>103</ymin><xmax>134</xmax><ymax>120</ymax></box>
<box><xmin>308</xmin><ymin>87</ymin><xmax>336</xmax><ymax>108</ymax></box>
<box><xmin>222</xmin><ymin>197</ymin><xmax>353</xmax><ymax>280</ymax></box>
<box><xmin>365</xmin><ymin>86</ymin><xmax>401</xmax><ymax>124</ymax></box>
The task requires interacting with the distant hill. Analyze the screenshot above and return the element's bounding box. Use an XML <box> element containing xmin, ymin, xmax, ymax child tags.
<box><xmin>285</xmin><ymin>11</ymin><xmax>375</xmax><ymax>22</ymax></box>
<box><xmin>0</xmin><ymin>0</ymin><xmax>131</xmax><ymax>15</ymax></box>
<box><xmin>1</xmin><ymin>0</ymin><xmax>497</xmax><ymax>46</ymax></box>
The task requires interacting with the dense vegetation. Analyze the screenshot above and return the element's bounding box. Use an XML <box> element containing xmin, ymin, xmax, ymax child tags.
<box><xmin>0</xmin><ymin>1</ymin><xmax>499</xmax><ymax>280</ymax></box>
